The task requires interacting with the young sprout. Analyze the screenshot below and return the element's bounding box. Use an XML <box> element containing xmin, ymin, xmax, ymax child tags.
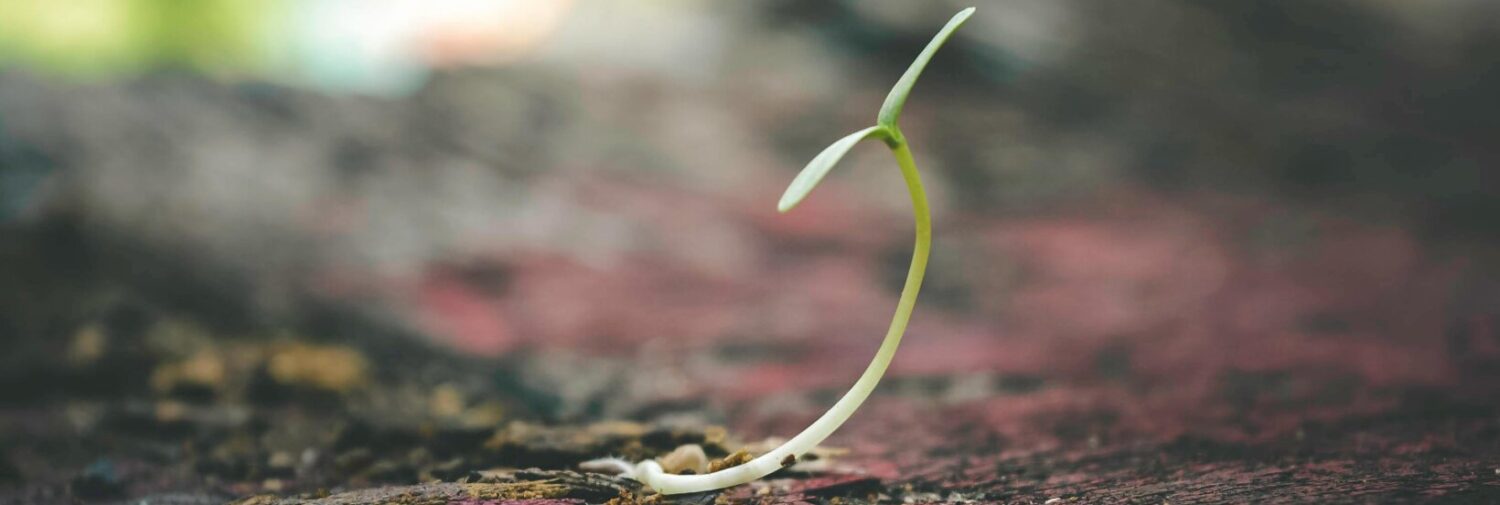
<box><xmin>596</xmin><ymin>7</ymin><xmax>974</xmax><ymax>495</ymax></box>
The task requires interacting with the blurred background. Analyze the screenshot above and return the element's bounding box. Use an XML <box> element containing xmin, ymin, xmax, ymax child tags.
<box><xmin>2</xmin><ymin>0</ymin><xmax>1498</xmax><ymax>502</ymax></box>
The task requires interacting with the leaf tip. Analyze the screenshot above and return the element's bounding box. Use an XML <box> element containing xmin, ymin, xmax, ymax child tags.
<box><xmin>776</xmin><ymin>126</ymin><xmax>886</xmax><ymax>214</ymax></box>
<box><xmin>876</xmin><ymin>7</ymin><xmax>977</xmax><ymax>128</ymax></box>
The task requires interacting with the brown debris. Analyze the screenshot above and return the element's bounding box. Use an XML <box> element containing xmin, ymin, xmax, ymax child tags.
<box><xmin>461</xmin><ymin>481</ymin><xmax>572</xmax><ymax>500</ymax></box>
<box><xmin>707</xmin><ymin>451</ymin><xmax>753</xmax><ymax>473</ymax></box>
<box><xmin>64</xmin><ymin>323</ymin><xmax>107</xmax><ymax>366</ymax></box>
<box><xmin>739</xmin><ymin>439</ymin><xmax>846</xmax><ymax>465</ymax></box>
<box><xmin>605</xmin><ymin>490</ymin><xmax>665</xmax><ymax>505</ymax></box>
<box><xmin>265</xmin><ymin>343</ymin><xmax>369</xmax><ymax>393</ymax></box>
<box><xmin>151</xmin><ymin>349</ymin><xmax>227</xmax><ymax>393</ymax></box>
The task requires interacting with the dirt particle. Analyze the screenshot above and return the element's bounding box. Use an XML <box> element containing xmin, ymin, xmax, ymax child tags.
<box><xmin>462</xmin><ymin>481</ymin><xmax>571</xmax><ymax>500</ymax></box>
<box><xmin>266</xmin><ymin>343</ymin><xmax>368</xmax><ymax>393</ymax></box>
<box><xmin>151</xmin><ymin>350</ymin><xmax>227</xmax><ymax>396</ymax></box>
<box><xmin>607</xmin><ymin>490</ymin><xmax>664</xmax><ymax>505</ymax></box>
<box><xmin>707</xmin><ymin>450</ymin><xmax>752</xmax><ymax>473</ymax></box>
<box><xmin>66</xmin><ymin>323</ymin><xmax>107</xmax><ymax>366</ymax></box>
<box><xmin>460</xmin><ymin>400</ymin><xmax>507</xmax><ymax>427</ymax></box>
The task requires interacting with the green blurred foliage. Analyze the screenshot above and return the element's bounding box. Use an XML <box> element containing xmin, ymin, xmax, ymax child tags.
<box><xmin>0</xmin><ymin>0</ymin><xmax>282</xmax><ymax>77</ymax></box>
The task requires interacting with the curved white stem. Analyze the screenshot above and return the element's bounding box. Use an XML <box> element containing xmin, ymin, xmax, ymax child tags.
<box><xmin>635</xmin><ymin>136</ymin><xmax>931</xmax><ymax>495</ymax></box>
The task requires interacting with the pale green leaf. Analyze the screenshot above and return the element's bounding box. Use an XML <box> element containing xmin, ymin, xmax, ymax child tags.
<box><xmin>778</xmin><ymin>125</ymin><xmax>887</xmax><ymax>212</ymax></box>
<box><xmin>876</xmin><ymin>7</ymin><xmax>975</xmax><ymax>128</ymax></box>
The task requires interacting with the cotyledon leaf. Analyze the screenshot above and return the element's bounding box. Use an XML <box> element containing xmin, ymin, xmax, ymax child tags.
<box><xmin>777</xmin><ymin>125</ymin><xmax>888</xmax><ymax>213</ymax></box>
<box><xmin>876</xmin><ymin>7</ymin><xmax>976</xmax><ymax>128</ymax></box>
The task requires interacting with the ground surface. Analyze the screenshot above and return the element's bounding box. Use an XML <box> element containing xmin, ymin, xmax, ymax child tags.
<box><xmin>3</xmin><ymin>187</ymin><xmax>1498</xmax><ymax>504</ymax></box>
<box><xmin>4</xmin><ymin>10</ymin><xmax>1500</xmax><ymax>499</ymax></box>
<box><xmin>3</xmin><ymin>323</ymin><xmax>1499</xmax><ymax>505</ymax></box>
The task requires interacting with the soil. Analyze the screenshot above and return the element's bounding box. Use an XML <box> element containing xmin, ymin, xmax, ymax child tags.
<box><xmin>2</xmin><ymin>229</ymin><xmax>1497</xmax><ymax>504</ymax></box>
<box><xmin>3</xmin><ymin>51</ymin><xmax>1500</xmax><ymax>503</ymax></box>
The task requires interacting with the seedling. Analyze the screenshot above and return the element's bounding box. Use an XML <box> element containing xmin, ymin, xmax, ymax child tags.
<box><xmin>592</xmin><ymin>7</ymin><xmax>974</xmax><ymax>494</ymax></box>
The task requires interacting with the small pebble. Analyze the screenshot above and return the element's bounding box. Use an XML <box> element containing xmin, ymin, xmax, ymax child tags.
<box><xmin>658</xmin><ymin>444</ymin><xmax>709</xmax><ymax>475</ymax></box>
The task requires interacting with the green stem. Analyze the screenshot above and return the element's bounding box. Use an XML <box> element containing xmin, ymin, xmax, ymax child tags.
<box><xmin>634</xmin><ymin>126</ymin><xmax>930</xmax><ymax>494</ymax></box>
<box><xmin>884</xmin><ymin>127</ymin><xmax>932</xmax><ymax>361</ymax></box>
